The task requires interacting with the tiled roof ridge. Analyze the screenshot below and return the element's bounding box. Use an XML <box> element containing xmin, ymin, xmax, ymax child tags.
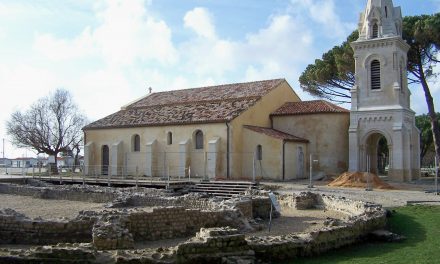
<box><xmin>126</xmin><ymin>78</ymin><xmax>285</xmax><ymax>108</ymax></box>
<box><xmin>83</xmin><ymin>78</ymin><xmax>286</xmax><ymax>130</ymax></box>
<box><xmin>146</xmin><ymin>78</ymin><xmax>284</xmax><ymax>96</ymax></box>
<box><xmin>271</xmin><ymin>100</ymin><xmax>349</xmax><ymax>116</ymax></box>
<box><xmin>320</xmin><ymin>100</ymin><xmax>349</xmax><ymax>111</ymax></box>
<box><xmin>243</xmin><ymin>125</ymin><xmax>309</xmax><ymax>143</ymax></box>
<box><xmin>127</xmin><ymin>96</ymin><xmax>262</xmax><ymax>110</ymax></box>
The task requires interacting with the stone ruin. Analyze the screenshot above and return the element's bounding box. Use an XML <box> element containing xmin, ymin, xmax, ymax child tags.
<box><xmin>0</xmin><ymin>180</ymin><xmax>389</xmax><ymax>263</ymax></box>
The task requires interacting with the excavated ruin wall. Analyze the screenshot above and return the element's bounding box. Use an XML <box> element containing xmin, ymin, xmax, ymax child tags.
<box><xmin>0</xmin><ymin>182</ymin><xmax>237</xmax><ymax>212</ymax></box>
<box><xmin>125</xmin><ymin>207</ymin><xmax>242</xmax><ymax>241</ymax></box>
<box><xmin>0</xmin><ymin>183</ymin><xmax>257</xmax><ymax>246</ymax></box>
<box><xmin>0</xmin><ymin>206</ymin><xmax>245</xmax><ymax>246</ymax></box>
<box><xmin>0</xmin><ymin>183</ymin><xmax>118</xmax><ymax>203</ymax></box>
<box><xmin>0</xmin><ymin>210</ymin><xmax>95</xmax><ymax>245</ymax></box>
<box><xmin>248</xmin><ymin>192</ymin><xmax>387</xmax><ymax>262</ymax></box>
<box><xmin>0</xmin><ymin>191</ymin><xmax>388</xmax><ymax>263</ymax></box>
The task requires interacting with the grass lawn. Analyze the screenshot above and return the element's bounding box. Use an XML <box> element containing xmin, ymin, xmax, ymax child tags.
<box><xmin>288</xmin><ymin>205</ymin><xmax>440</xmax><ymax>264</ymax></box>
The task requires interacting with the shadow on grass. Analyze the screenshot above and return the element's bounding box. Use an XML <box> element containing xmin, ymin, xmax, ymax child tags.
<box><xmin>284</xmin><ymin>205</ymin><xmax>429</xmax><ymax>264</ymax></box>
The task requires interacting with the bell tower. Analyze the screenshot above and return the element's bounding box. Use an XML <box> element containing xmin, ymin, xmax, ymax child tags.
<box><xmin>348</xmin><ymin>0</ymin><xmax>420</xmax><ymax>181</ymax></box>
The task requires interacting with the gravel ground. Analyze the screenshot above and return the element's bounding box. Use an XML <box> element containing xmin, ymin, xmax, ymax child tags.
<box><xmin>0</xmin><ymin>194</ymin><xmax>105</xmax><ymax>219</ymax></box>
<box><xmin>248</xmin><ymin>208</ymin><xmax>347</xmax><ymax>237</ymax></box>
<box><xmin>263</xmin><ymin>179</ymin><xmax>440</xmax><ymax>208</ymax></box>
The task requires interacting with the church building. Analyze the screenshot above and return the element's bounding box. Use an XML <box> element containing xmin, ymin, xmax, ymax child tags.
<box><xmin>82</xmin><ymin>0</ymin><xmax>420</xmax><ymax>182</ymax></box>
<box><xmin>83</xmin><ymin>79</ymin><xmax>349</xmax><ymax>181</ymax></box>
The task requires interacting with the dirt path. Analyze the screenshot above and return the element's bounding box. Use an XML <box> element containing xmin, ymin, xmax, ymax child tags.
<box><xmin>0</xmin><ymin>194</ymin><xmax>105</xmax><ymax>219</ymax></box>
<box><xmin>264</xmin><ymin>179</ymin><xmax>440</xmax><ymax>207</ymax></box>
<box><xmin>249</xmin><ymin>208</ymin><xmax>347</xmax><ymax>237</ymax></box>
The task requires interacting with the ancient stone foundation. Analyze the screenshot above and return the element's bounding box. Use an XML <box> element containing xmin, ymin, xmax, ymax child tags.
<box><xmin>0</xmin><ymin>183</ymin><xmax>388</xmax><ymax>263</ymax></box>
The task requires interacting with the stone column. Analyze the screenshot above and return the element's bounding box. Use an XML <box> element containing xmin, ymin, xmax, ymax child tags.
<box><xmin>146</xmin><ymin>140</ymin><xmax>158</xmax><ymax>177</ymax></box>
<box><xmin>391</xmin><ymin>123</ymin><xmax>404</xmax><ymax>181</ymax></box>
<box><xmin>207</xmin><ymin>137</ymin><xmax>220</xmax><ymax>180</ymax></box>
<box><xmin>111</xmin><ymin>141</ymin><xmax>123</xmax><ymax>176</ymax></box>
<box><xmin>179</xmin><ymin>139</ymin><xmax>190</xmax><ymax>178</ymax></box>
<box><xmin>84</xmin><ymin>141</ymin><xmax>95</xmax><ymax>176</ymax></box>
<box><xmin>348</xmin><ymin>126</ymin><xmax>359</xmax><ymax>171</ymax></box>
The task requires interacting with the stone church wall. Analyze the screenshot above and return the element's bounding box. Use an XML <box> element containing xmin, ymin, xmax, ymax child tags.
<box><xmin>273</xmin><ymin>112</ymin><xmax>350</xmax><ymax>177</ymax></box>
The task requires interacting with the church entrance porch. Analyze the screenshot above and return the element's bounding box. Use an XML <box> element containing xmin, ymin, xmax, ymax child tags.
<box><xmin>363</xmin><ymin>132</ymin><xmax>390</xmax><ymax>176</ymax></box>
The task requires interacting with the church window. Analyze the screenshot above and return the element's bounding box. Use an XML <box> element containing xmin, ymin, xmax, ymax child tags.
<box><xmin>167</xmin><ymin>132</ymin><xmax>172</xmax><ymax>145</ymax></box>
<box><xmin>256</xmin><ymin>145</ymin><xmax>263</xmax><ymax>161</ymax></box>
<box><xmin>372</xmin><ymin>23</ymin><xmax>379</xmax><ymax>38</ymax></box>
<box><xmin>385</xmin><ymin>6</ymin><xmax>388</xmax><ymax>18</ymax></box>
<box><xmin>133</xmin><ymin>134</ymin><xmax>140</xmax><ymax>152</ymax></box>
<box><xmin>371</xmin><ymin>60</ymin><xmax>381</xmax><ymax>90</ymax></box>
<box><xmin>195</xmin><ymin>130</ymin><xmax>204</xmax><ymax>149</ymax></box>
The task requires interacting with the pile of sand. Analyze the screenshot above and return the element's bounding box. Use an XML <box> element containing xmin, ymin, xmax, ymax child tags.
<box><xmin>328</xmin><ymin>172</ymin><xmax>394</xmax><ymax>190</ymax></box>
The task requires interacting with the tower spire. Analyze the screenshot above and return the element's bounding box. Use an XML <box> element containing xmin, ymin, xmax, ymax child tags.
<box><xmin>348</xmin><ymin>0</ymin><xmax>420</xmax><ymax>182</ymax></box>
<box><xmin>358</xmin><ymin>0</ymin><xmax>402</xmax><ymax>40</ymax></box>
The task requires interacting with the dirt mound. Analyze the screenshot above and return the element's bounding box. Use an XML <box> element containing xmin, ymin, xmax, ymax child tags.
<box><xmin>328</xmin><ymin>172</ymin><xmax>394</xmax><ymax>190</ymax></box>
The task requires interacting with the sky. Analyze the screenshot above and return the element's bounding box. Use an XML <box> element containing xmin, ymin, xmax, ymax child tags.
<box><xmin>0</xmin><ymin>0</ymin><xmax>439</xmax><ymax>158</ymax></box>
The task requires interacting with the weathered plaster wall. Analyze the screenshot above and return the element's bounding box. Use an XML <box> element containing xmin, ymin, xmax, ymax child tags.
<box><xmin>242</xmin><ymin>128</ymin><xmax>283</xmax><ymax>180</ymax></box>
<box><xmin>85</xmin><ymin>123</ymin><xmax>227</xmax><ymax>178</ymax></box>
<box><xmin>273</xmin><ymin>113</ymin><xmax>349</xmax><ymax>176</ymax></box>
<box><xmin>229</xmin><ymin>81</ymin><xmax>301</xmax><ymax>179</ymax></box>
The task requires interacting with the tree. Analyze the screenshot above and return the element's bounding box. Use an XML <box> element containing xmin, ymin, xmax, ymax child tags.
<box><xmin>299</xmin><ymin>13</ymin><xmax>440</xmax><ymax>169</ymax></box>
<box><xmin>299</xmin><ymin>31</ymin><xmax>358</xmax><ymax>104</ymax></box>
<box><xmin>416</xmin><ymin>113</ymin><xmax>440</xmax><ymax>161</ymax></box>
<box><xmin>404</xmin><ymin>14</ymin><xmax>440</xmax><ymax>171</ymax></box>
<box><xmin>6</xmin><ymin>89</ymin><xmax>86</xmax><ymax>173</ymax></box>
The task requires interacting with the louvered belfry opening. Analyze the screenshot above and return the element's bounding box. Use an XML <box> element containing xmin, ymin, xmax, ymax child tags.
<box><xmin>372</xmin><ymin>23</ymin><xmax>379</xmax><ymax>38</ymax></box>
<box><xmin>371</xmin><ymin>60</ymin><xmax>381</xmax><ymax>90</ymax></box>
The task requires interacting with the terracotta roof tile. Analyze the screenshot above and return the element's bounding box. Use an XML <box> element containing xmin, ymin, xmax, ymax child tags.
<box><xmin>128</xmin><ymin>79</ymin><xmax>284</xmax><ymax>108</ymax></box>
<box><xmin>244</xmin><ymin>125</ymin><xmax>309</xmax><ymax>143</ymax></box>
<box><xmin>271</xmin><ymin>100</ymin><xmax>349</xmax><ymax>116</ymax></box>
<box><xmin>84</xmin><ymin>79</ymin><xmax>284</xmax><ymax>130</ymax></box>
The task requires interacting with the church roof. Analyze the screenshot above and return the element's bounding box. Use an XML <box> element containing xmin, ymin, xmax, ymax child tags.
<box><xmin>271</xmin><ymin>100</ymin><xmax>349</xmax><ymax>116</ymax></box>
<box><xmin>84</xmin><ymin>79</ymin><xmax>284</xmax><ymax>130</ymax></box>
<box><xmin>244</xmin><ymin>125</ymin><xmax>309</xmax><ymax>143</ymax></box>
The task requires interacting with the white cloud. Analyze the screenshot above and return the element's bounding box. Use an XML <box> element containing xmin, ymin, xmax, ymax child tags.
<box><xmin>183</xmin><ymin>7</ymin><xmax>216</xmax><ymax>39</ymax></box>
<box><xmin>75</xmin><ymin>68</ymin><xmax>135</xmax><ymax>120</ymax></box>
<box><xmin>93</xmin><ymin>0</ymin><xmax>177</xmax><ymax>66</ymax></box>
<box><xmin>179</xmin><ymin>10</ymin><xmax>314</xmax><ymax>83</ymax></box>
<box><xmin>34</xmin><ymin>28</ymin><xmax>95</xmax><ymax>60</ymax></box>
<box><xmin>289</xmin><ymin>0</ymin><xmax>355</xmax><ymax>39</ymax></box>
<box><xmin>244</xmin><ymin>15</ymin><xmax>313</xmax><ymax>64</ymax></box>
<box><xmin>34</xmin><ymin>0</ymin><xmax>178</xmax><ymax>66</ymax></box>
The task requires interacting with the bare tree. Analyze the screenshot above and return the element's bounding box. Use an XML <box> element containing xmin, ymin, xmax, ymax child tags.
<box><xmin>6</xmin><ymin>89</ymin><xmax>87</xmax><ymax>173</ymax></box>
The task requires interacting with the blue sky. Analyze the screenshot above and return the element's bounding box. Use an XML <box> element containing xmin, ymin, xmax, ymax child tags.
<box><xmin>0</xmin><ymin>0</ymin><xmax>439</xmax><ymax>158</ymax></box>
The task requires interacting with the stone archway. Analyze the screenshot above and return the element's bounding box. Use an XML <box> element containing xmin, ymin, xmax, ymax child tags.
<box><xmin>362</xmin><ymin>131</ymin><xmax>391</xmax><ymax>175</ymax></box>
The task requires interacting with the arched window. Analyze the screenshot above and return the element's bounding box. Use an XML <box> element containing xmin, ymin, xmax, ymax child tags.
<box><xmin>133</xmin><ymin>134</ymin><xmax>140</xmax><ymax>152</ymax></box>
<box><xmin>167</xmin><ymin>132</ymin><xmax>172</xmax><ymax>145</ymax></box>
<box><xmin>371</xmin><ymin>60</ymin><xmax>381</xmax><ymax>90</ymax></box>
<box><xmin>372</xmin><ymin>23</ymin><xmax>379</xmax><ymax>38</ymax></box>
<box><xmin>102</xmin><ymin>145</ymin><xmax>109</xmax><ymax>175</ymax></box>
<box><xmin>385</xmin><ymin>6</ymin><xmax>388</xmax><ymax>18</ymax></box>
<box><xmin>256</xmin><ymin>145</ymin><xmax>262</xmax><ymax>161</ymax></box>
<box><xmin>195</xmin><ymin>130</ymin><xmax>204</xmax><ymax>149</ymax></box>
